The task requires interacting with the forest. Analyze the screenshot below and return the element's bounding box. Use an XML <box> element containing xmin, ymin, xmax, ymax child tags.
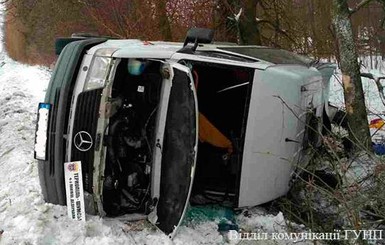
<box><xmin>4</xmin><ymin>0</ymin><xmax>385</xmax><ymax>65</ymax></box>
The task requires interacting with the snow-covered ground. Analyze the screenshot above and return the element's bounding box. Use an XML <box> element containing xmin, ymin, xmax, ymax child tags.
<box><xmin>328</xmin><ymin>55</ymin><xmax>385</xmax><ymax>143</ymax></box>
<box><xmin>329</xmin><ymin>63</ymin><xmax>385</xmax><ymax>116</ymax></box>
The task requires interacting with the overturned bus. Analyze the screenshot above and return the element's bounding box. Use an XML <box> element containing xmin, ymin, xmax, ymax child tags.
<box><xmin>34</xmin><ymin>28</ymin><xmax>335</xmax><ymax>238</ymax></box>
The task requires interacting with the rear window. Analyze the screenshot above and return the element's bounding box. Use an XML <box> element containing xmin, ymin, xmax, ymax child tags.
<box><xmin>219</xmin><ymin>47</ymin><xmax>312</xmax><ymax>65</ymax></box>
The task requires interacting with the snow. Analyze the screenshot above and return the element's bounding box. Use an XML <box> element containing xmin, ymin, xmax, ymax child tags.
<box><xmin>329</xmin><ymin>67</ymin><xmax>385</xmax><ymax>116</ymax></box>
<box><xmin>329</xmin><ymin>55</ymin><xmax>385</xmax><ymax>142</ymax></box>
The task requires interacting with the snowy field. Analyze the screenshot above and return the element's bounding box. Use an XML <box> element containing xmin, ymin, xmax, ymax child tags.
<box><xmin>329</xmin><ymin>55</ymin><xmax>385</xmax><ymax>116</ymax></box>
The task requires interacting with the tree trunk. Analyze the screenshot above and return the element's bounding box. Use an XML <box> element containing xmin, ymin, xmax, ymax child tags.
<box><xmin>308</xmin><ymin>0</ymin><xmax>318</xmax><ymax>57</ymax></box>
<box><xmin>156</xmin><ymin>0</ymin><xmax>172</xmax><ymax>41</ymax></box>
<box><xmin>332</xmin><ymin>0</ymin><xmax>372</xmax><ymax>151</ymax></box>
<box><xmin>213</xmin><ymin>0</ymin><xmax>238</xmax><ymax>43</ymax></box>
<box><xmin>238</xmin><ymin>0</ymin><xmax>261</xmax><ymax>45</ymax></box>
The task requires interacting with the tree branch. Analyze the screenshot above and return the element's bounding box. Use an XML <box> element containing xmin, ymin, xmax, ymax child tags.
<box><xmin>373</xmin><ymin>77</ymin><xmax>385</xmax><ymax>107</ymax></box>
<box><xmin>256</xmin><ymin>19</ymin><xmax>296</xmax><ymax>44</ymax></box>
<box><xmin>87</xmin><ymin>9</ymin><xmax>124</xmax><ymax>38</ymax></box>
<box><xmin>349</xmin><ymin>0</ymin><xmax>375</xmax><ymax>16</ymax></box>
<box><xmin>220</xmin><ymin>0</ymin><xmax>235</xmax><ymax>15</ymax></box>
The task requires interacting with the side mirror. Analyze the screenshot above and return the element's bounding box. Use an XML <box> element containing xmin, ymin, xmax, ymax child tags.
<box><xmin>378</xmin><ymin>77</ymin><xmax>385</xmax><ymax>84</ymax></box>
<box><xmin>178</xmin><ymin>28</ymin><xmax>214</xmax><ymax>54</ymax></box>
<box><xmin>184</xmin><ymin>28</ymin><xmax>214</xmax><ymax>46</ymax></box>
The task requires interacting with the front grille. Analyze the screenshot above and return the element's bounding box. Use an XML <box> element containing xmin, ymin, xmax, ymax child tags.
<box><xmin>71</xmin><ymin>89</ymin><xmax>103</xmax><ymax>193</ymax></box>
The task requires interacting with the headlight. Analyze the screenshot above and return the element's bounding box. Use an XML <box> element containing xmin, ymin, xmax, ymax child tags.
<box><xmin>84</xmin><ymin>56</ymin><xmax>112</xmax><ymax>91</ymax></box>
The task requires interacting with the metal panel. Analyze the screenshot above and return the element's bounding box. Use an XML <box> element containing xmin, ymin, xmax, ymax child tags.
<box><xmin>238</xmin><ymin>66</ymin><xmax>323</xmax><ymax>207</ymax></box>
<box><xmin>150</xmin><ymin>63</ymin><xmax>198</xmax><ymax>238</ymax></box>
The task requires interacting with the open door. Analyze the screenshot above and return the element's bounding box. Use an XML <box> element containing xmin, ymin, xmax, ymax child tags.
<box><xmin>149</xmin><ymin>62</ymin><xmax>198</xmax><ymax>238</ymax></box>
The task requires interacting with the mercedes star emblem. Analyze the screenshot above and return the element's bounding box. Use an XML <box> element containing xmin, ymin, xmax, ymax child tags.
<box><xmin>74</xmin><ymin>131</ymin><xmax>93</xmax><ymax>152</ymax></box>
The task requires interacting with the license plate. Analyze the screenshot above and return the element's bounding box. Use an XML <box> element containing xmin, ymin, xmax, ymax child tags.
<box><xmin>64</xmin><ymin>161</ymin><xmax>86</xmax><ymax>221</ymax></box>
<box><xmin>34</xmin><ymin>103</ymin><xmax>51</xmax><ymax>160</ymax></box>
